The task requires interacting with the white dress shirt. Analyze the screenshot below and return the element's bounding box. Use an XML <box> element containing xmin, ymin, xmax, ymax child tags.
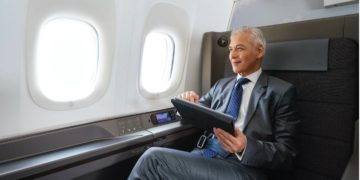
<box><xmin>233</xmin><ymin>68</ymin><xmax>262</xmax><ymax>160</ymax></box>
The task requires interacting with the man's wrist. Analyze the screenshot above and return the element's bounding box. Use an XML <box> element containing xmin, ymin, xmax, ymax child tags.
<box><xmin>235</xmin><ymin>135</ymin><xmax>247</xmax><ymax>161</ymax></box>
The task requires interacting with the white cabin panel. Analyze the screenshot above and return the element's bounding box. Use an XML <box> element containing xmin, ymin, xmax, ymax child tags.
<box><xmin>0</xmin><ymin>0</ymin><xmax>233</xmax><ymax>140</ymax></box>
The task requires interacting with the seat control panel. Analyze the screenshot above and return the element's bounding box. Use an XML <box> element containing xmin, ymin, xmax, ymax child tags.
<box><xmin>150</xmin><ymin>109</ymin><xmax>177</xmax><ymax>125</ymax></box>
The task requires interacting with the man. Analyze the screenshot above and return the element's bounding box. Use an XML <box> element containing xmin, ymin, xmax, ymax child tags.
<box><xmin>128</xmin><ymin>26</ymin><xmax>299</xmax><ymax>180</ymax></box>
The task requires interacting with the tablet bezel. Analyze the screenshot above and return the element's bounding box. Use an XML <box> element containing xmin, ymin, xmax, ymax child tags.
<box><xmin>171</xmin><ymin>97</ymin><xmax>235</xmax><ymax>135</ymax></box>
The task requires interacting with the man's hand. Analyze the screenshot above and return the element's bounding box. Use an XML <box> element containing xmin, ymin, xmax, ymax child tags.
<box><xmin>178</xmin><ymin>91</ymin><xmax>200</xmax><ymax>102</ymax></box>
<box><xmin>213</xmin><ymin>127</ymin><xmax>247</xmax><ymax>153</ymax></box>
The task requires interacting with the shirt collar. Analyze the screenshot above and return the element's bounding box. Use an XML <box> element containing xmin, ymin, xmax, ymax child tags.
<box><xmin>236</xmin><ymin>68</ymin><xmax>262</xmax><ymax>84</ymax></box>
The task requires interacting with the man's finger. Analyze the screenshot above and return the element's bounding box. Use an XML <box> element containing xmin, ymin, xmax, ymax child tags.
<box><xmin>234</xmin><ymin>128</ymin><xmax>242</xmax><ymax>137</ymax></box>
<box><xmin>214</xmin><ymin>128</ymin><xmax>237</xmax><ymax>153</ymax></box>
<box><xmin>190</xmin><ymin>95</ymin><xmax>195</xmax><ymax>102</ymax></box>
<box><xmin>215</xmin><ymin>128</ymin><xmax>233</xmax><ymax>139</ymax></box>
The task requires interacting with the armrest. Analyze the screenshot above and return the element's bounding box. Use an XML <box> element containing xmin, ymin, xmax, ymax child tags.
<box><xmin>0</xmin><ymin>131</ymin><xmax>153</xmax><ymax>179</ymax></box>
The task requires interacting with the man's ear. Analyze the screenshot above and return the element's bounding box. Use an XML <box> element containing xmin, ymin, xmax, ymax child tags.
<box><xmin>256</xmin><ymin>45</ymin><xmax>265</xmax><ymax>59</ymax></box>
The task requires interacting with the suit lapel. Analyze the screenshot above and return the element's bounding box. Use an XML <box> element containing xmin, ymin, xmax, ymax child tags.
<box><xmin>242</xmin><ymin>72</ymin><xmax>268</xmax><ymax>131</ymax></box>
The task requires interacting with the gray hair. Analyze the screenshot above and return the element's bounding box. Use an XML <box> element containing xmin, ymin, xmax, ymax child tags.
<box><xmin>231</xmin><ymin>26</ymin><xmax>266</xmax><ymax>54</ymax></box>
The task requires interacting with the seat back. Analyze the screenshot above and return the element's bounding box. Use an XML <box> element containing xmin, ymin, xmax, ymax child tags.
<box><xmin>201</xmin><ymin>14</ymin><xmax>358</xmax><ymax>180</ymax></box>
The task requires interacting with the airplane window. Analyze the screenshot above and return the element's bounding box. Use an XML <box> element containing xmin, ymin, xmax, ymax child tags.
<box><xmin>140</xmin><ymin>32</ymin><xmax>175</xmax><ymax>94</ymax></box>
<box><xmin>36</xmin><ymin>18</ymin><xmax>99</xmax><ymax>102</ymax></box>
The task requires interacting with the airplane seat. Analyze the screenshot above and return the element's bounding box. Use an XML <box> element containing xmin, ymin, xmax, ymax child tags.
<box><xmin>263</xmin><ymin>37</ymin><xmax>358</xmax><ymax>180</ymax></box>
<box><xmin>201</xmin><ymin>14</ymin><xmax>358</xmax><ymax>180</ymax></box>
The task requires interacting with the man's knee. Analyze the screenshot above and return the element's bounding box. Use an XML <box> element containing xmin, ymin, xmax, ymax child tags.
<box><xmin>139</xmin><ymin>147</ymin><xmax>170</xmax><ymax>165</ymax></box>
<box><xmin>142</xmin><ymin>147</ymin><xmax>165</xmax><ymax>159</ymax></box>
<box><xmin>145</xmin><ymin>147</ymin><xmax>164</xmax><ymax>154</ymax></box>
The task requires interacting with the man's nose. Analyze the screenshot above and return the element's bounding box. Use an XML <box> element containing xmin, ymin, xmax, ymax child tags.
<box><xmin>229</xmin><ymin>50</ymin><xmax>237</xmax><ymax>59</ymax></box>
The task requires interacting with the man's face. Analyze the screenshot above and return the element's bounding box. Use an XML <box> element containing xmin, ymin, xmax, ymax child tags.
<box><xmin>228</xmin><ymin>32</ymin><xmax>264</xmax><ymax>76</ymax></box>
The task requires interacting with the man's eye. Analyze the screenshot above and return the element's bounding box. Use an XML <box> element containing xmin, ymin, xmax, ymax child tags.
<box><xmin>236</xmin><ymin>47</ymin><xmax>243</xmax><ymax>51</ymax></box>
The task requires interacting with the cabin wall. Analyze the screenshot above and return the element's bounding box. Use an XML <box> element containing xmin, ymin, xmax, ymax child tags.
<box><xmin>0</xmin><ymin>0</ymin><xmax>233</xmax><ymax>140</ymax></box>
<box><xmin>230</xmin><ymin>0</ymin><xmax>358</xmax><ymax>28</ymax></box>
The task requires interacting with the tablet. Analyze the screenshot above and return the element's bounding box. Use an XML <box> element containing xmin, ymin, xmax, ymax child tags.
<box><xmin>171</xmin><ymin>97</ymin><xmax>235</xmax><ymax>135</ymax></box>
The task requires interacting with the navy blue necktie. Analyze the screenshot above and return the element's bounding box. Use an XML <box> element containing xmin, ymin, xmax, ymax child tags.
<box><xmin>203</xmin><ymin>78</ymin><xmax>250</xmax><ymax>158</ymax></box>
<box><xmin>225</xmin><ymin>78</ymin><xmax>250</xmax><ymax>120</ymax></box>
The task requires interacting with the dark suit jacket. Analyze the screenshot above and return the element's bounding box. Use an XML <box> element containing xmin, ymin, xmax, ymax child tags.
<box><xmin>198</xmin><ymin>72</ymin><xmax>299</xmax><ymax>170</ymax></box>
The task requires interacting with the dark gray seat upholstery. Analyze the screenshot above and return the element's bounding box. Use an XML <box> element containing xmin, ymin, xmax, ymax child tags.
<box><xmin>265</xmin><ymin>38</ymin><xmax>358</xmax><ymax>180</ymax></box>
<box><xmin>201</xmin><ymin>14</ymin><xmax>358</xmax><ymax>180</ymax></box>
